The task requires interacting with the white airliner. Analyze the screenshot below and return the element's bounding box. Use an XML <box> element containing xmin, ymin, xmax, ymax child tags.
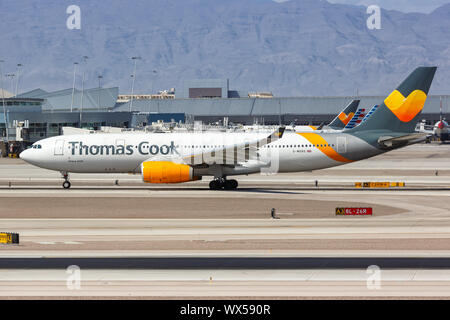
<box><xmin>20</xmin><ymin>67</ymin><xmax>437</xmax><ymax>190</ymax></box>
<box><xmin>417</xmin><ymin>97</ymin><xmax>450</xmax><ymax>142</ymax></box>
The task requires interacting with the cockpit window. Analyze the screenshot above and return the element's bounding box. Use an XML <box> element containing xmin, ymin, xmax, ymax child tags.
<box><xmin>31</xmin><ymin>144</ymin><xmax>42</xmax><ymax>149</ymax></box>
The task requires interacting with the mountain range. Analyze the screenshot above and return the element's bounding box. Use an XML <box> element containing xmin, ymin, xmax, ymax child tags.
<box><xmin>1</xmin><ymin>0</ymin><xmax>450</xmax><ymax>96</ymax></box>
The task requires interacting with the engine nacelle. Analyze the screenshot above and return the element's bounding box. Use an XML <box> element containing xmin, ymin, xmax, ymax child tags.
<box><xmin>141</xmin><ymin>161</ymin><xmax>197</xmax><ymax>183</ymax></box>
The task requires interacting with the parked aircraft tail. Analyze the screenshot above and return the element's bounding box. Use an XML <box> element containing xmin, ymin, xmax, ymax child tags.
<box><xmin>360</xmin><ymin>105</ymin><xmax>379</xmax><ymax>123</ymax></box>
<box><xmin>343</xmin><ymin>108</ymin><xmax>366</xmax><ymax>129</ymax></box>
<box><xmin>328</xmin><ymin>99</ymin><xmax>360</xmax><ymax>129</ymax></box>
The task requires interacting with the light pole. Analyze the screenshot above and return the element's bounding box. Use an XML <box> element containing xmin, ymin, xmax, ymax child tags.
<box><xmin>79</xmin><ymin>56</ymin><xmax>88</xmax><ymax>127</ymax></box>
<box><xmin>70</xmin><ymin>62</ymin><xmax>78</xmax><ymax>112</ymax></box>
<box><xmin>0</xmin><ymin>60</ymin><xmax>8</xmax><ymax>141</ymax></box>
<box><xmin>5</xmin><ymin>74</ymin><xmax>15</xmax><ymax>94</ymax></box>
<box><xmin>150</xmin><ymin>70</ymin><xmax>158</xmax><ymax>95</ymax></box>
<box><xmin>129</xmin><ymin>56</ymin><xmax>141</xmax><ymax>112</ymax></box>
<box><xmin>97</xmin><ymin>75</ymin><xmax>103</xmax><ymax>110</ymax></box>
<box><xmin>14</xmin><ymin>63</ymin><xmax>22</xmax><ymax>96</ymax></box>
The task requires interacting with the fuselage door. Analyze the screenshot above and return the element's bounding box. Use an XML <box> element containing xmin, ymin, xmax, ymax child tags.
<box><xmin>337</xmin><ymin>137</ymin><xmax>347</xmax><ymax>154</ymax></box>
<box><xmin>54</xmin><ymin>140</ymin><xmax>64</xmax><ymax>156</ymax></box>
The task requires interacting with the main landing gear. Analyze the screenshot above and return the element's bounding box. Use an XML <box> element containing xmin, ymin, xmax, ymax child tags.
<box><xmin>209</xmin><ymin>178</ymin><xmax>238</xmax><ymax>190</ymax></box>
<box><xmin>61</xmin><ymin>172</ymin><xmax>71</xmax><ymax>189</ymax></box>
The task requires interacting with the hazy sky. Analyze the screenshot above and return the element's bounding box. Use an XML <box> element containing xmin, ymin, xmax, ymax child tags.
<box><xmin>326</xmin><ymin>0</ymin><xmax>450</xmax><ymax>13</ymax></box>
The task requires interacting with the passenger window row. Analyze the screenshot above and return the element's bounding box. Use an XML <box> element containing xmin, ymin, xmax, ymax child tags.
<box><xmin>176</xmin><ymin>144</ymin><xmax>335</xmax><ymax>149</ymax></box>
<box><xmin>264</xmin><ymin>144</ymin><xmax>335</xmax><ymax>148</ymax></box>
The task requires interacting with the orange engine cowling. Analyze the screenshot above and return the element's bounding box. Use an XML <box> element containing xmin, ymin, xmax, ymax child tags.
<box><xmin>141</xmin><ymin>161</ymin><xmax>197</xmax><ymax>183</ymax></box>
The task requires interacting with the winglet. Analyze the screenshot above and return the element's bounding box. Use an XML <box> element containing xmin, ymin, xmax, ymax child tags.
<box><xmin>276</xmin><ymin>127</ymin><xmax>285</xmax><ymax>138</ymax></box>
<box><xmin>316</xmin><ymin>122</ymin><xmax>325</xmax><ymax>130</ymax></box>
<box><xmin>266</xmin><ymin>127</ymin><xmax>285</xmax><ymax>143</ymax></box>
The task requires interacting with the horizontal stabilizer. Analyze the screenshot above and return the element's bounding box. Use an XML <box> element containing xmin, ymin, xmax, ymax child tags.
<box><xmin>377</xmin><ymin>133</ymin><xmax>428</xmax><ymax>149</ymax></box>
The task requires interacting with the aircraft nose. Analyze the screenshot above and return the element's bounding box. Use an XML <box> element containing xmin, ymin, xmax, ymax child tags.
<box><xmin>19</xmin><ymin>149</ymin><xmax>32</xmax><ymax>162</ymax></box>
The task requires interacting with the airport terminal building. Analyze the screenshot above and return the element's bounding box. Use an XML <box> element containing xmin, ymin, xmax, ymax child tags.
<box><xmin>1</xmin><ymin>79</ymin><xmax>449</xmax><ymax>145</ymax></box>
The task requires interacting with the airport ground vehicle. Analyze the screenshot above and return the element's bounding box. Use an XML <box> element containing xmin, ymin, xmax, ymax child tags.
<box><xmin>8</xmin><ymin>141</ymin><xmax>22</xmax><ymax>158</ymax></box>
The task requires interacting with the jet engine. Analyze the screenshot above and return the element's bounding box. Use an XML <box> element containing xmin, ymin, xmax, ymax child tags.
<box><xmin>141</xmin><ymin>161</ymin><xmax>198</xmax><ymax>183</ymax></box>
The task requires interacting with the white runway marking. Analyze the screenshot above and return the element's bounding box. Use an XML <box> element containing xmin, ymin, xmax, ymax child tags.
<box><xmin>0</xmin><ymin>269</ymin><xmax>446</xmax><ymax>281</ymax></box>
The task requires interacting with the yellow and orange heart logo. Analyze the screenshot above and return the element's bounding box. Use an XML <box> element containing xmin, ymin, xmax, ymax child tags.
<box><xmin>338</xmin><ymin>112</ymin><xmax>354</xmax><ymax>125</ymax></box>
<box><xmin>384</xmin><ymin>89</ymin><xmax>427</xmax><ymax>122</ymax></box>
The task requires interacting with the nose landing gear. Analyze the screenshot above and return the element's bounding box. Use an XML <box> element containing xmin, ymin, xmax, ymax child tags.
<box><xmin>61</xmin><ymin>172</ymin><xmax>71</xmax><ymax>189</ymax></box>
<box><xmin>209</xmin><ymin>178</ymin><xmax>238</xmax><ymax>190</ymax></box>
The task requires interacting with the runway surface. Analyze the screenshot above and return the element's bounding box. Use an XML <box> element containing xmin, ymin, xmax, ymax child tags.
<box><xmin>0</xmin><ymin>143</ymin><xmax>449</xmax><ymax>298</ymax></box>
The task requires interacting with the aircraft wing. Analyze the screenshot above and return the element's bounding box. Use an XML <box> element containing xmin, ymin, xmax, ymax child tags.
<box><xmin>181</xmin><ymin>127</ymin><xmax>285</xmax><ymax>166</ymax></box>
<box><xmin>137</xmin><ymin>127</ymin><xmax>285</xmax><ymax>168</ymax></box>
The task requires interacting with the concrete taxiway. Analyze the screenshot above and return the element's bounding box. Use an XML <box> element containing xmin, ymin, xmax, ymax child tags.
<box><xmin>0</xmin><ymin>143</ymin><xmax>449</xmax><ymax>298</ymax></box>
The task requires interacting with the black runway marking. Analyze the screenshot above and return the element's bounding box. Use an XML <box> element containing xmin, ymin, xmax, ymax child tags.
<box><xmin>3</xmin><ymin>257</ymin><xmax>450</xmax><ymax>269</ymax></box>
